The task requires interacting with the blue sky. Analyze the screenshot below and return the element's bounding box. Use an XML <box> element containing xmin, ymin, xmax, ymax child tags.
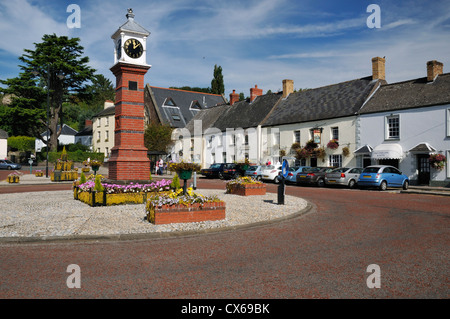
<box><xmin>0</xmin><ymin>0</ymin><xmax>449</xmax><ymax>97</ymax></box>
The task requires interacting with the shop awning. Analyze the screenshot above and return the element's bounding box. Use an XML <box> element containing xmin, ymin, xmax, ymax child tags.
<box><xmin>371</xmin><ymin>143</ymin><xmax>403</xmax><ymax>160</ymax></box>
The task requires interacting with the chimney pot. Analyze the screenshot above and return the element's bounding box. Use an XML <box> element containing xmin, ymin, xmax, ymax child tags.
<box><xmin>282</xmin><ymin>79</ymin><xmax>294</xmax><ymax>98</ymax></box>
<box><xmin>427</xmin><ymin>60</ymin><xmax>443</xmax><ymax>82</ymax></box>
<box><xmin>372</xmin><ymin>57</ymin><xmax>386</xmax><ymax>81</ymax></box>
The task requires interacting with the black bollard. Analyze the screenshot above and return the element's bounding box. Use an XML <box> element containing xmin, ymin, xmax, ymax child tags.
<box><xmin>278</xmin><ymin>175</ymin><xmax>285</xmax><ymax>205</ymax></box>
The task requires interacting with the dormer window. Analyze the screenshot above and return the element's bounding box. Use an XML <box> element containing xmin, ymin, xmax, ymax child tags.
<box><xmin>164</xmin><ymin>98</ymin><xmax>177</xmax><ymax>107</ymax></box>
<box><xmin>190</xmin><ymin>100</ymin><xmax>202</xmax><ymax>110</ymax></box>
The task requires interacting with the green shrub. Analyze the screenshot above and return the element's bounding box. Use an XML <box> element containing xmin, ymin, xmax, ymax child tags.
<box><xmin>170</xmin><ymin>173</ymin><xmax>181</xmax><ymax>190</ymax></box>
<box><xmin>94</xmin><ymin>175</ymin><xmax>104</xmax><ymax>192</ymax></box>
<box><xmin>80</xmin><ymin>172</ymin><xmax>87</xmax><ymax>184</ymax></box>
<box><xmin>7</xmin><ymin>136</ymin><xmax>35</xmax><ymax>152</ymax></box>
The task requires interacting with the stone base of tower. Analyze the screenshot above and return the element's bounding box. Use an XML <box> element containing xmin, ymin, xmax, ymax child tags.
<box><xmin>107</xmin><ymin>147</ymin><xmax>151</xmax><ymax>183</ymax></box>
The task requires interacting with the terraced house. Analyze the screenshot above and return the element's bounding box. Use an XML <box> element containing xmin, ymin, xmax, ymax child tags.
<box><xmin>357</xmin><ymin>60</ymin><xmax>450</xmax><ymax>187</ymax></box>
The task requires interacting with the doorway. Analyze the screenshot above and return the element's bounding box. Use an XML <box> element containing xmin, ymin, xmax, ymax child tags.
<box><xmin>417</xmin><ymin>154</ymin><xmax>430</xmax><ymax>185</ymax></box>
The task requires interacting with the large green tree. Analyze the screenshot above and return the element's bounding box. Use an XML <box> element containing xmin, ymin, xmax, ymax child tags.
<box><xmin>144</xmin><ymin>122</ymin><xmax>174</xmax><ymax>153</ymax></box>
<box><xmin>0</xmin><ymin>34</ymin><xmax>95</xmax><ymax>151</ymax></box>
<box><xmin>211</xmin><ymin>64</ymin><xmax>224</xmax><ymax>95</ymax></box>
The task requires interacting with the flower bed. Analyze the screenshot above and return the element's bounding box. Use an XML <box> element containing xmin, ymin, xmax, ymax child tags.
<box><xmin>226</xmin><ymin>176</ymin><xmax>266</xmax><ymax>196</ymax></box>
<box><xmin>74</xmin><ymin>178</ymin><xmax>173</xmax><ymax>207</ymax></box>
<box><xmin>146</xmin><ymin>188</ymin><xmax>226</xmax><ymax>224</ymax></box>
<box><xmin>51</xmin><ymin>170</ymin><xmax>79</xmax><ymax>182</ymax></box>
<box><xmin>35</xmin><ymin>170</ymin><xmax>43</xmax><ymax>177</ymax></box>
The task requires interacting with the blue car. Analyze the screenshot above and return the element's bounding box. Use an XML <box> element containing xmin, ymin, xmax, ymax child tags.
<box><xmin>358</xmin><ymin>165</ymin><xmax>409</xmax><ymax>191</ymax></box>
<box><xmin>285</xmin><ymin>166</ymin><xmax>311</xmax><ymax>184</ymax></box>
<box><xmin>0</xmin><ymin>159</ymin><xmax>22</xmax><ymax>170</ymax></box>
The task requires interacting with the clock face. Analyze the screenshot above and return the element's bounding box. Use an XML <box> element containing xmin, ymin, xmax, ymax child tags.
<box><xmin>124</xmin><ymin>38</ymin><xmax>143</xmax><ymax>59</ymax></box>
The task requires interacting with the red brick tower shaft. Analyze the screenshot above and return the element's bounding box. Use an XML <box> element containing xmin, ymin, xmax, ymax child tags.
<box><xmin>108</xmin><ymin>63</ymin><xmax>150</xmax><ymax>182</ymax></box>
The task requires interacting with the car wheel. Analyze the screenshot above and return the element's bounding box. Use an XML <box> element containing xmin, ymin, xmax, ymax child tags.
<box><xmin>218</xmin><ymin>172</ymin><xmax>224</xmax><ymax>180</ymax></box>
<box><xmin>403</xmin><ymin>180</ymin><xmax>409</xmax><ymax>190</ymax></box>
<box><xmin>256</xmin><ymin>176</ymin><xmax>262</xmax><ymax>181</ymax></box>
<box><xmin>348</xmin><ymin>179</ymin><xmax>356</xmax><ymax>189</ymax></box>
<box><xmin>317</xmin><ymin>178</ymin><xmax>325</xmax><ymax>187</ymax></box>
<box><xmin>7</xmin><ymin>166</ymin><xmax>12</xmax><ymax>170</ymax></box>
<box><xmin>379</xmin><ymin>180</ymin><xmax>387</xmax><ymax>191</ymax></box>
<box><xmin>274</xmin><ymin>176</ymin><xmax>280</xmax><ymax>184</ymax></box>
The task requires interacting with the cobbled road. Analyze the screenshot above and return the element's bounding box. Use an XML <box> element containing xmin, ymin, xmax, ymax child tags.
<box><xmin>0</xmin><ymin>178</ymin><xmax>448</xmax><ymax>301</ymax></box>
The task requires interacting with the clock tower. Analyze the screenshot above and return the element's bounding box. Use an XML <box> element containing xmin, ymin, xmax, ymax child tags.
<box><xmin>108</xmin><ymin>8</ymin><xmax>151</xmax><ymax>182</ymax></box>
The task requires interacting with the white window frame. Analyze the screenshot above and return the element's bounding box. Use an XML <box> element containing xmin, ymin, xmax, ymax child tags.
<box><xmin>294</xmin><ymin>130</ymin><xmax>301</xmax><ymax>144</ymax></box>
<box><xmin>446</xmin><ymin>108</ymin><xmax>450</xmax><ymax>137</ymax></box>
<box><xmin>447</xmin><ymin>150</ymin><xmax>450</xmax><ymax>179</ymax></box>
<box><xmin>385</xmin><ymin>114</ymin><xmax>400</xmax><ymax>140</ymax></box>
<box><xmin>331</xmin><ymin>127</ymin><xmax>339</xmax><ymax>141</ymax></box>
<box><xmin>329</xmin><ymin>154</ymin><xmax>342</xmax><ymax>167</ymax></box>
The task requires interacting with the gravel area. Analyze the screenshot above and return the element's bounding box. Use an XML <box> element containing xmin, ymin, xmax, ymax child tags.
<box><xmin>0</xmin><ymin>189</ymin><xmax>308</xmax><ymax>239</ymax></box>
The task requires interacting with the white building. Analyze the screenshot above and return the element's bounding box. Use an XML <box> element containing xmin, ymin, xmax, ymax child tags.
<box><xmin>35</xmin><ymin>124</ymin><xmax>78</xmax><ymax>152</ymax></box>
<box><xmin>357</xmin><ymin>60</ymin><xmax>450</xmax><ymax>186</ymax></box>
<box><xmin>0</xmin><ymin>129</ymin><xmax>8</xmax><ymax>159</ymax></box>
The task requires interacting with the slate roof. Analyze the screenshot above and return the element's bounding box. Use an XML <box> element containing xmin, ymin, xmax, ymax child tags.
<box><xmin>146</xmin><ymin>85</ymin><xmax>227</xmax><ymax>129</ymax></box>
<box><xmin>261</xmin><ymin>76</ymin><xmax>379</xmax><ymax>127</ymax></box>
<box><xmin>93</xmin><ymin>106</ymin><xmax>115</xmax><ymax>118</ymax></box>
<box><xmin>0</xmin><ymin>129</ymin><xmax>8</xmax><ymax>139</ymax></box>
<box><xmin>75</xmin><ymin>125</ymin><xmax>93</xmax><ymax>137</ymax></box>
<box><xmin>41</xmin><ymin>124</ymin><xmax>78</xmax><ymax>137</ymax></box>
<box><xmin>185</xmin><ymin>104</ymin><xmax>229</xmax><ymax>135</ymax></box>
<box><xmin>213</xmin><ymin>93</ymin><xmax>283</xmax><ymax>131</ymax></box>
<box><xmin>360</xmin><ymin>73</ymin><xmax>450</xmax><ymax>114</ymax></box>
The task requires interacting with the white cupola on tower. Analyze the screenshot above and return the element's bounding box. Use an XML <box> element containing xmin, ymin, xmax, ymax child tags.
<box><xmin>111</xmin><ymin>8</ymin><xmax>151</xmax><ymax>67</ymax></box>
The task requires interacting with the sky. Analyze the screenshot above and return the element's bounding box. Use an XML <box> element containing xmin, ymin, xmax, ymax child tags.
<box><xmin>0</xmin><ymin>0</ymin><xmax>449</xmax><ymax>98</ymax></box>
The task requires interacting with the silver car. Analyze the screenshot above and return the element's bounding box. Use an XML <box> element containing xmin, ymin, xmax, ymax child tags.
<box><xmin>325</xmin><ymin>167</ymin><xmax>363</xmax><ymax>188</ymax></box>
<box><xmin>245</xmin><ymin>165</ymin><xmax>263</xmax><ymax>181</ymax></box>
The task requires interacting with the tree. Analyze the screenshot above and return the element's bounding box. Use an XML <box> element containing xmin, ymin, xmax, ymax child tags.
<box><xmin>0</xmin><ymin>34</ymin><xmax>95</xmax><ymax>151</ymax></box>
<box><xmin>144</xmin><ymin>122</ymin><xmax>174</xmax><ymax>153</ymax></box>
<box><xmin>211</xmin><ymin>65</ymin><xmax>224</xmax><ymax>95</ymax></box>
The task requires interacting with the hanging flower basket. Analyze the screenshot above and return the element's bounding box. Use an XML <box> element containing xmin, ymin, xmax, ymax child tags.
<box><xmin>327</xmin><ymin>139</ymin><xmax>339</xmax><ymax>150</ymax></box>
<box><xmin>342</xmin><ymin>146</ymin><xmax>350</xmax><ymax>157</ymax></box>
<box><xmin>429</xmin><ymin>154</ymin><xmax>446</xmax><ymax>170</ymax></box>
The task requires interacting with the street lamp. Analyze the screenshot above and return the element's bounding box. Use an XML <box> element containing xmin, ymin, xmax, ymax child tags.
<box><xmin>32</xmin><ymin>66</ymin><xmax>65</xmax><ymax>178</ymax></box>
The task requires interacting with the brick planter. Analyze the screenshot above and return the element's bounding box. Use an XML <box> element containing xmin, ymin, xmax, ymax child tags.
<box><xmin>147</xmin><ymin>201</ymin><xmax>226</xmax><ymax>225</ymax></box>
<box><xmin>227</xmin><ymin>183</ymin><xmax>266</xmax><ymax>196</ymax></box>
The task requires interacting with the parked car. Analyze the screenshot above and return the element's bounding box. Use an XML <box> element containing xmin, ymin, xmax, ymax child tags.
<box><xmin>0</xmin><ymin>159</ymin><xmax>22</xmax><ymax>170</ymax></box>
<box><xmin>261</xmin><ymin>164</ymin><xmax>282</xmax><ymax>183</ymax></box>
<box><xmin>325</xmin><ymin>167</ymin><xmax>364</xmax><ymax>188</ymax></box>
<box><xmin>221</xmin><ymin>163</ymin><xmax>242</xmax><ymax>180</ymax></box>
<box><xmin>358</xmin><ymin>165</ymin><xmax>409</xmax><ymax>191</ymax></box>
<box><xmin>296</xmin><ymin>167</ymin><xmax>334</xmax><ymax>187</ymax></box>
<box><xmin>200</xmin><ymin>163</ymin><xmax>231</xmax><ymax>179</ymax></box>
<box><xmin>285</xmin><ymin>166</ymin><xmax>311</xmax><ymax>184</ymax></box>
<box><xmin>245</xmin><ymin>165</ymin><xmax>263</xmax><ymax>181</ymax></box>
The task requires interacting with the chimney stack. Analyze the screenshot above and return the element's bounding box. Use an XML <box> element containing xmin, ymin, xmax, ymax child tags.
<box><xmin>85</xmin><ymin>119</ymin><xmax>93</xmax><ymax>127</ymax></box>
<box><xmin>250</xmin><ymin>85</ymin><xmax>263</xmax><ymax>102</ymax></box>
<box><xmin>427</xmin><ymin>60</ymin><xmax>443</xmax><ymax>82</ymax></box>
<box><xmin>282</xmin><ymin>79</ymin><xmax>294</xmax><ymax>98</ymax></box>
<box><xmin>229</xmin><ymin>90</ymin><xmax>240</xmax><ymax>105</ymax></box>
<box><xmin>104</xmin><ymin>100</ymin><xmax>115</xmax><ymax>109</ymax></box>
<box><xmin>372</xmin><ymin>57</ymin><xmax>386</xmax><ymax>81</ymax></box>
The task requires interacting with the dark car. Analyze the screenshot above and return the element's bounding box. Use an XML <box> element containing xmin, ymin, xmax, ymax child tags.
<box><xmin>0</xmin><ymin>159</ymin><xmax>22</xmax><ymax>170</ymax></box>
<box><xmin>296</xmin><ymin>167</ymin><xmax>334</xmax><ymax>187</ymax></box>
<box><xmin>221</xmin><ymin>163</ymin><xmax>242</xmax><ymax>180</ymax></box>
<box><xmin>200</xmin><ymin>163</ymin><xmax>231</xmax><ymax>179</ymax></box>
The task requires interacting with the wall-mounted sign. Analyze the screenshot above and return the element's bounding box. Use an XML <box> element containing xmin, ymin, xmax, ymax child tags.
<box><xmin>313</xmin><ymin>129</ymin><xmax>322</xmax><ymax>144</ymax></box>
